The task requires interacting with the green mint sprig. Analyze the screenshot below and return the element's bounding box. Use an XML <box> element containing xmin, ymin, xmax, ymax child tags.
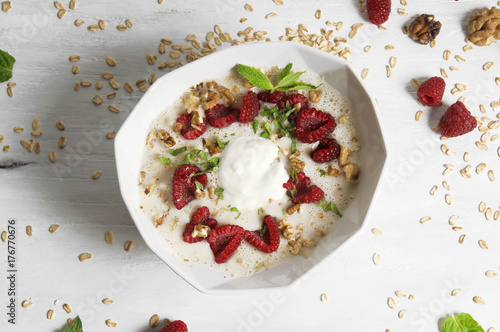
<box><xmin>319</xmin><ymin>198</ymin><xmax>342</xmax><ymax>217</ymax></box>
<box><xmin>0</xmin><ymin>50</ymin><xmax>15</xmax><ymax>83</ymax></box>
<box><xmin>215</xmin><ymin>187</ymin><xmax>224</xmax><ymax>200</ymax></box>
<box><xmin>237</xmin><ymin>63</ymin><xmax>320</xmax><ymax>92</ymax></box>
<box><xmin>63</xmin><ymin>316</ymin><xmax>83</xmax><ymax>332</ymax></box>
<box><xmin>442</xmin><ymin>313</ymin><xmax>484</xmax><ymax>332</ymax></box>
<box><xmin>159</xmin><ymin>156</ymin><xmax>172</xmax><ymax>165</ymax></box>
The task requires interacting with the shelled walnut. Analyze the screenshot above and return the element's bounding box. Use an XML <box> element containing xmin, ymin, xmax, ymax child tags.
<box><xmin>468</xmin><ymin>7</ymin><xmax>500</xmax><ymax>46</ymax></box>
<box><xmin>409</xmin><ymin>14</ymin><xmax>442</xmax><ymax>45</ymax></box>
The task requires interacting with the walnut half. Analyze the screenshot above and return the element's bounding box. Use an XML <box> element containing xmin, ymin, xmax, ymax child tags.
<box><xmin>468</xmin><ymin>7</ymin><xmax>500</xmax><ymax>47</ymax></box>
<box><xmin>409</xmin><ymin>14</ymin><xmax>442</xmax><ymax>45</ymax></box>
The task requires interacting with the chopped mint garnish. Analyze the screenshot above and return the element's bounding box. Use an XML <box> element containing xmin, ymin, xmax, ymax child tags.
<box><xmin>215</xmin><ymin>187</ymin><xmax>224</xmax><ymax>200</ymax></box>
<box><xmin>318</xmin><ymin>168</ymin><xmax>327</xmax><ymax>177</ymax></box>
<box><xmin>159</xmin><ymin>156</ymin><xmax>171</xmax><ymax>165</ymax></box>
<box><xmin>252</xmin><ymin>120</ymin><xmax>259</xmax><ymax>134</ymax></box>
<box><xmin>319</xmin><ymin>197</ymin><xmax>342</xmax><ymax>217</ymax></box>
<box><xmin>441</xmin><ymin>313</ymin><xmax>484</xmax><ymax>332</ymax></box>
<box><xmin>291</xmin><ymin>169</ymin><xmax>298</xmax><ymax>183</ymax></box>
<box><xmin>170</xmin><ymin>147</ymin><xmax>187</xmax><ymax>156</ymax></box>
<box><xmin>290</xmin><ymin>133</ymin><xmax>297</xmax><ymax>154</ymax></box>
<box><xmin>237</xmin><ymin>63</ymin><xmax>321</xmax><ymax>93</ymax></box>
<box><xmin>176</xmin><ymin>149</ymin><xmax>208</xmax><ymax>166</ymax></box>
<box><xmin>260</xmin><ymin>131</ymin><xmax>270</xmax><ymax>139</ymax></box>
<box><xmin>286</xmin><ymin>188</ymin><xmax>297</xmax><ymax>199</ymax></box>
<box><xmin>235</xmin><ymin>212</ymin><xmax>241</xmax><ymax>220</ymax></box>
<box><xmin>258</xmin><ymin>207</ymin><xmax>264</xmax><ymax>214</ymax></box>
<box><xmin>260</xmin><ymin>225</ymin><xmax>268</xmax><ymax>237</ymax></box>
<box><xmin>260</xmin><ymin>104</ymin><xmax>296</xmax><ymax>138</ymax></box>
<box><xmin>194</xmin><ymin>157</ymin><xmax>220</xmax><ymax>175</ymax></box>
<box><xmin>216</xmin><ymin>136</ymin><xmax>228</xmax><ymax>149</ymax></box>
<box><xmin>194</xmin><ymin>180</ymin><xmax>203</xmax><ymax>190</ymax></box>
<box><xmin>230</xmin><ymin>207</ymin><xmax>239</xmax><ymax>212</ymax></box>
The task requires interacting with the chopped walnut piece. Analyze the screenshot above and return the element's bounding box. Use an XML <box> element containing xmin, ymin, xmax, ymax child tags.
<box><xmin>338</xmin><ymin>114</ymin><xmax>348</xmax><ymax>124</ymax></box>
<box><xmin>338</xmin><ymin>146</ymin><xmax>351</xmax><ymax>167</ymax></box>
<box><xmin>192</xmin><ymin>224</ymin><xmax>211</xmax><ymax>238</ymax></box>
<box><xmin>201</xmin><ymin>90</ymin><xmax>221</xmax><ymax>110</ymax></box>
<box><xmin>289</xmin><ymin>149</ymin><xmax>301</xmax><ymax>159</ymax></box>
<box><xmin>194</xmin><ymin>187</ymin><xmax>206</xmax><ymax>199</ymax></box>
<box><xmin>242</xmin><ymin>78</ymin><xmax>254</xmax><ymax>89</ymax></box>
<box><xmin>206</xmin><ymin>139</ymin><xmax>222</xmax><ymax>156</ymax></box>
<box><xmin>409</xmin><ymin>14</ymin><xmax>442</xmax><ymax>45</ymax></box>
<box><xmin>219</xmin><ymin>85</ymin><xmax>236</xmax><ymax>105</ymax></box>
<box><xmin>182</xmin><ymin>90</ymin><xmax>201</xmax><ymax>111</ymax></box>
<box><xmin>157</xmin><ymin>129</ymin><xmax>176</xmax><ymax>148</ymax></box>
<box><xmin>146</xmin><ymin>130</ymin><xmax>158</xmax><ymax>148</ymax></box>
<box><xmin>291</xmin><ymin>158</ymin><xmax>305</xmax><ymax>171</ymax></box>
<box><xmin>343</xmin><ymin>163</ymin><xmax>360</xmax><ymax>182</ymax></box>
<box><xmin>327</xmin><ymin>165</ymin><xmax>342</xmax><ymax>177</ymax></box>
<box><xmin>173</xmin><ymin>122</ymin><xmax>183</xmax><ymax>133</ymax></box>
<box><xmin>468</xmin><ymin>7</ymin><xmax>500</xmax><ymax>46</ymax></box>
<box><xmin>286</xmin><ymin>204</ymin><xmax>301</xmax><ymax>215</ymax></box>
<box><xmin>309</xmin><ymin>90</ymin><xmax>323</xmax><ymax>103</ymax></box>
<box><xmin>206</xmin><ymin>81</ymin><xmax>218</xmax><ymax>89</ymax></box>
<box><xmin>190</xmin><ymin>110</ymin><xmax>204</xmax><ymax>125</ymax></box>
<box><xmin>154</xmin><ymin>214</ymin><xmax>168</xmax><ymax>228</ymax></box>
<box><xmin>288</xmin><ymin>240</ymin><xmax>300</xmax><ymax>255</ymax></box>
<box><xmin>299</xmin><ymin>238</ymin><xmax>316</xmax><ymax>247</ymax></box>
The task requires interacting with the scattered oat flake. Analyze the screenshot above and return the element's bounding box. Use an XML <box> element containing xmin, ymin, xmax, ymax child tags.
<box><xmin>22</xmin><ymin>300</ymin><xmax>33</xmax><ymax>308</ymax></box>
<box><xmin>459</xmin><ymin>234</ymin><xmax>466</xmax><ymax>244</ymax></box>
<box><xmin>420</xmin><ymin>216</ymin><xmax>431</xmax><ymax>224</ymax></box>
<box><xmin>415</xmin><ymin>110</ymin><xmax>423</xmax><ymax>121</ymax></box>
<box><xmin>49</xmin><ymin>224</ymin><xmax>59</xmax><ymax>233</ymax></box>
<box><xmin>395</xmin><ymin>290</ymin><xmax>406</xmax><ymax>298</ymax></box>
<box><xmin>371</xmin><ymin>228</ymin><xmax>383</xmax><ymax>235</ymax></box>
<box><xmin>105</xmin><ymin>232</ymin><xmax>114</xmax><ymax>244</ymax></box>
<box><xmin>244</xmin><ymin>3</ymin><xmax>253</xmax><ymax>11</ymax></box>
<box><xmin>106</xmin><ymin>319</ymin><xmax>117</xmax><ymax>327</ymax></box>
<box><xmin>124</xmin><ymin>240</ymin><xmax>134</xmax><ymax>252</ymax></box>
<box><xmin>150</xmin><ymin>314</ymin><xmax>160</xmax><ymax>328</ymax></box>
<box><xmin>373</xmin><ymin>253</ymin><xmax>381</xmax><ymax>265</ymax></box>
<box><xmin>266</xmin><ymin>12</ymin><xmax>277</xmax><ymax>20</ymax></box>
<box><xmin>1</xmin><ymin>231</ymin><xmax>6</xmax><ymax>242</ymax></box>
<box><xmin>47</xmin><ymin>309</ymin><xmax>54</xmax><ymax>320</ymax></box>
<box><xmin>387</xmin><ymin>297</ymin><xmax>396</xmax><ymax>309</ymax></box>
<box><xmin>451</xmin><ymin>288</ymin><xmax>462</xmax><ymax>296</ymax></box>
<box><xmin>445</xmin><ymin>194</ymin><xmax>452</xmax><ymax>205</ymax></box>
<box><xmin>315</xmin><ymin>9</ymin><xmax>321</xmax><ymax>19</ymax></box>
<box><xmin>478</xmin><ymin>240</ymin><xmax>489</xmax><ymax>250</ymax></box>
<box><xmin>103</xmin><ymin>298</ymin><xmax>113</xmax><ymax>305</ymax></box>
<box><xmin>79</xmin><ymin>253</ymin><xmax>92</xmax><ymax>261</ymax></box>
<box><xmin>92</xmin><ymin>171</ymin><xmax>102</xmax><ymax>180</ymax></box>
<box><xmin>320</xmin><ymin>293</ymin><xmax>328</xmax><ymax>302</ymax></box>
<box><xmin>483</xmin><ymin>62</ymin><xmax>494</xmax><ymax>71</ymax></box>
<box><xmin>398</xmin><ymin>309</ymin><xmax>408</xmax><ymax>319</ymax></box>
<box><xmin>430</xmin><ymin>185</ymin><xmax>438</xmax><ymax>195</ymax></box>
<box><xmin>473</xmin><ymin>296</ymin><xmax>486</xmax><ymax>305</ymax></box>
<box><xmin>485</xmin><ymin>270</ymin><xmax>497</xmax><ymax>278</ymax></box>
<box><xmin>361</xmin><ymin>69</ymin><xmax>369</xmax><ymax>80</ymax></box>
<box><xmin>63</xmin><ymin>303</ymin><xmax>72</xmax><ymax>314</ymax></box>
<box><xmin>26</xmin><ymin>225</ymin><xmax>33</xmax><ymax>236</ymax></box>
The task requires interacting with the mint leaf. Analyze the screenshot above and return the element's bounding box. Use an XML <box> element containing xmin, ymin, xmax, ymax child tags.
<box><xmin>252</xmin><ymin>120</ymin><xmax>259</xmax><ymax>134</ymax></box>
<box><xmin>194</xmin><ymin>180</ymin><xmax>203</xmax><ymax>190</ymax></box>
<box><xmin>237</xmin><ymin>64</ymin><xmax>273</xmax><ymax>90</ymax></box>
<box><xmin>258</xmin><ymin>207</ymin><xmax>264</xmax><ymax>214</ymax></box>
<box><xmin>277</xmin><ymin>63</ymin><xmax>293</xmax><ymax>84</ymax></box>
<box><xmin>216</xmin><ymin>136</ymin><xmax>228</xmax><ymax>149</ymax></box>
<box><xmin>194</xmin><ymin>157</ymin><xmax>219</xmax><ymax>175</ymax></box>
<box><xmin>260</xmin><ymin>225</ymin><xmax>268</xmax><ymax>237</ymax></box>
<box><xmin>274</xmin><ymin>71</ymin><xmax>305</xmax><ymax>91</ymax></box>
<box><xmin>318</xmin><ymin>168</ymin><xmax>327</xmax><ymax>177</ymax></box>
<box><xmin>276</xmin><ymin>82</ymin><xmax>321</xmax><ymax>92</ymax></box>
<box><xmin>319</xmin><ymin>198</ymin><xmax>342</xmax><ymax>217</ymax></box>
<box><xmin>0</xmin><ymin>50</ymin><xmax>15</xmax><ymax>83</ymax></box>
<box><xmin>63</xmin><ymin>316</ymin><xmax>83</xmax><ymax>332</ymax></box>
<box><xmin>159</xmin><ymin>156</ymin><xmax>171</xmax><ymax>165</ymax></box>
<box><xmin>291</xmin><ymin>169</ymin><xmax>298</xmax><ymax>183</ymax></box>
<box><xmin>170</xmin><ymin>147</ymin><xmax>187</xmax><ymax>156</ymax></box>
<box><xmin>290</xmin><ymin>133</ymin><xmax>297</xmax><ymax>154</ymax></box>
<box><xmin>230</xmin><ymin>207</ymin><xmax>239</xmax><ymax>212</ymax></box>
<box><xmin>442</xmin><ymin>313</ymin><xmax>484</xmax><ymax>332</ymax></box>
<box><xmin>215</xmin><ymin>187</ymin><xmax>224</xmax><ymax>199</ymax></box>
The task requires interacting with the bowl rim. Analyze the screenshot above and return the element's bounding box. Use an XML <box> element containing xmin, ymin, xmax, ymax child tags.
<box><xmin>115</xmin><ymin>41</ymin><xmax>390</xmax><ymax>294</ymax></box>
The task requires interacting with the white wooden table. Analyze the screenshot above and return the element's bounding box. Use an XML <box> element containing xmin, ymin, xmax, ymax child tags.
<box><xmin>1</xmin><ymin>0</ymin><xmax>499</xmax><ymax>331</ymax></box>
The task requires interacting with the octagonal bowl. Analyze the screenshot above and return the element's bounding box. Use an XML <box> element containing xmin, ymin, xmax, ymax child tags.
<box><xmin>115</xmin><ymin>42</ymin><xmax>388</xmax><ymax>294</ymax></box>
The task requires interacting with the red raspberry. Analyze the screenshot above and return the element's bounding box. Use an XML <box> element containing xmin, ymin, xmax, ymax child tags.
<box><xmin>182</xmin><ymin>206</ymin><xmax>218</xmax><ymax>243</ymax></box>
<box><xmin>172</xmin><ymin>164</ymin><xmax>208</xmax><ymax>210</ymax></box>
<box><xmin>438</xmin><ymin>101</ymin><xmax>477</xmax><ymax>138</ymax></box>
<box><xmin>277</xmin><ymin>93</ymin><xmax>309</xmax><ymax>110</ymax></box>
<box><xmin>207</xmin><ymin>224</ymin><xmax>245</xmax><ymax>264</ymax></box>
<box><xmin>418</xmin><ymin>77</ymin><xmax>446</xmax><ymax>106</ymax></box>
<box><xmin>366</xmin><ymin>0</ymin><xmax>391</xmax><ymax>25</ymax></box>
<box><xmin>238</xmin><ymin>91</ymin><xmax>260</xmax><ymax>123</ymax></box>
<box><xmin>310</xmin><ymin>138</ymin><xmax>341</xmax><ymax>163</ymax></box>
<box><xmin>294</xmin><ymin>108</ymin><xmax>337</xmax><ymax>143</ymax></box>
<box><xmin>283</xmin><ymin>171</ymin><xmax>324</xmax><ymax>204</ymax></box>
<box><xmin>205</xmin><ymin>104</ymin><xmax>239</xmax><ymax>128</ymax></box>
<box><xmin>257</xmin><ymin>91</ymin><xmax>285</xmax><ymax>104</ymax></box>
<box><xmin>176</xmin><ymin>112</ymin><xmax>206</xmax><ymax>140</ymax></box>
<box><xmin>243</xmin><ymin>215</ymin><xmax>280</xmax><ymax>253</ymax></box>
<box><xmin>161</xmin><ymin>320</ymin><xmax>188</xmax><ymax>332</ymax></box>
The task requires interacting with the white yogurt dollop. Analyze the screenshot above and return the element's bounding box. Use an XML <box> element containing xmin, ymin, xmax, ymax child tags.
<box><xmin>218</xmin><ymin>137</ymin><xmax>289</xmax><ymax>211</ymax></box>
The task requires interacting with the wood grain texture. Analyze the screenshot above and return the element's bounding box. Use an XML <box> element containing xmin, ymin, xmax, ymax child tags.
<box><xmin>1</xmin><ymin>0</ymin><xmax>499</xmax><ymax>331</ymax></box>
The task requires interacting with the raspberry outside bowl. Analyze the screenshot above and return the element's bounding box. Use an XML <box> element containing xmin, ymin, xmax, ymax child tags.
<box><xmin>115</xmin><ymin>42</ymin><xmax>388</xmax><ymax>294</ymax></box>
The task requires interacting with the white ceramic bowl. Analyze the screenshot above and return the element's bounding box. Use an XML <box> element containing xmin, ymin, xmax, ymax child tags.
<box><xmin>115</xmin><ymin>42</ymin><xmax>388</xmax><ymax>294</ymax></box>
